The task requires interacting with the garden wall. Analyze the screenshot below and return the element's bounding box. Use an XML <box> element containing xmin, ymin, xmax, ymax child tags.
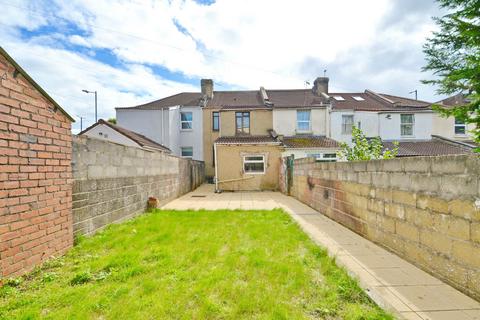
<box><xmin>72</xmin><ymin>135</ymin><xmax>204</xmax><ymax>236</ymax></box>
<box><xmin>285</xmin><ymin>155</ymin><xmax>480</xmax><ymax>299</ymax></box>
<box><xmin>0</xmin><ymin>50</ymin><xmax>74</xmax><ymax>278</ymax></box>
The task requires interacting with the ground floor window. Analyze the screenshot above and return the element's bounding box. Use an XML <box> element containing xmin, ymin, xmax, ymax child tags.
<box><xmin>243</xmin><ymin>155</ymin><xmax>265</xmax><ymax>174</ymax></box>
<box><xmin>306</xmin><ymin>153</ymin><xmax>337</xmax><ymax>162</ymax></box>
<box><xmin>181</xmin><ymin>147</ymin><xmax>193</xmax><ymax>158</ymax></box>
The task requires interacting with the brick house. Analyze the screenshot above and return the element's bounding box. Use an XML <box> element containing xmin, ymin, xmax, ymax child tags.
<box><xmin>0</xmin><ymin>46</ymin><xmax>75</xmax><ymax>277</ymax></box>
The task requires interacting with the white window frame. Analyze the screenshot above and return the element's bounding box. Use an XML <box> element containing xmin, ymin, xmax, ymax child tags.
<box><xmin>307</xmin><ymin>153</ymin><xmax>337</xmax><ymax>162</ymax></box>
<box><xmin>180</xmin><ymin>112</ymin><xmax>193</xmax><ymax>130</ymax></box>
<box><xmin>243</xmin><ymin>155</ymin><xmax>265</xmax><ymax>175</ymax></box>
<box><xmin>400</xmin><ymin>114</ymin><xmax>415</xmax><ymax>137</ymax></box>
<box><xmin>296</xmin><ymin>109</ymin><xmax>311</xmax><ymax>132</ymax></box>
<box><xmin>181</xmin><ymin>146</ymin><xmax>193</xmax><ymax>158</ymax></box>
<box><xmin>454</xmin><ymin>117</ymin><xmax>467</xmax><ymax>135</ymax></box>
<box><xmin>342</xmin><ymin>115</ymin><xmax>354</xmax><ymax>135</ymax></box>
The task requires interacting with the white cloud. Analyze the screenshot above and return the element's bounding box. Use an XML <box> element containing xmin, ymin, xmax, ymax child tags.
<box><xmin>0</xmin><ymin>0</ymin><xmax>444</xmax><ymax>132</ymax></box>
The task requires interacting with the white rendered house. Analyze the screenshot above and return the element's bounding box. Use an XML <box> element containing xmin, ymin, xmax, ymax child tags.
<box><xmin>116</xmin><ymin>93</ymin><xmax>204</xmax><ymax>161</ymax></box>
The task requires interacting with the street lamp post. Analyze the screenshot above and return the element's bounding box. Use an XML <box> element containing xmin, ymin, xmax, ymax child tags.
<box><xmin>82</xmin><ymin>90</ymin><xmax>98</xmax><ymax>122</ymax></box>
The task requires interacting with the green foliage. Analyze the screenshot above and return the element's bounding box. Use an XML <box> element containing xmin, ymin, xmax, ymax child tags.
<box><xmin>0</xmin><ymin>210</ymin><xmax>392</xmax><ymax>319</ymax></box>
<box><xmin>422</xmin><ymin>0</ymin><xmax>480</xmax><ymax>147</ymax></box>
<box><xmin>107</xmin><ymin>118</ymin><xmax>117</xmax><ymax>124</ymax></box>
<box><xmin>337</xmin><ymin>126</ymin><xmax>398</xmax><ymax>161</ymax></box>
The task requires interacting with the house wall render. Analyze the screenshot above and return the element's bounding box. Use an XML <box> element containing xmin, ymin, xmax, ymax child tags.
<box><xmin>284</xmin><ymin>155</ymin><xmax>480</xmax><ymax>300</ymax></box>
<box><xmin>72</xmin><ymin>135</ymin><xmax>204</xmax><ymax>236</ymax></box>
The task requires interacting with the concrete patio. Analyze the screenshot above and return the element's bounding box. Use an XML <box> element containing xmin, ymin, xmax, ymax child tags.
<box><xmin>163</xmin><ymin>184</ymin><xmax>480</xmax><ymax>320</ymax></box>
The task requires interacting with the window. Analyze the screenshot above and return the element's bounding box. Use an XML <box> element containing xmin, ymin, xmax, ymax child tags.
<box><xmin>212</xmin><ymin>146</ymin><xmax>215</xmax><ymax>165</ymax></box>
<box><xmin>180</xmin><ymin>112</ymin><xmax>193</xmax><ymax>130</ymax></box>
<box><xmin>454</xmin><ymin>117</ymin><xmax>466</xmax><ymax>135</ymax></box>
<box><xmin>243</xmin><ymin>155</ymin><xmax>265</xmax><ymax>174</ymax></box>
<box><xmin>352</xmin><ymin>96</ymin><xmax>365</xmax><ymax>101</ymax></box>
<box><xmin>235</xmin><ymin>112</ymin><xmax>250</xmax><ymax>134</ymax></box>
<box><xmin>307</xmin><ymin>153</ymin><xmax>337</xmax><ymax>162</ymax></box>
<box><xmin>400</xmin><ymin>114</ymin><xmax>414</xmax><ymax>136</ymax></box>
<box><xmin>342</xmin><ymin>115</ymin><xmax>354</xmax><ymax>134</ymax></box>
<box><xmin>333</xmin><ymin>96</ymin><xmax>345</xmax><ymax>101</ymax></box>
<box><xmin>297</xmin><ymin>110</ymin><xmax>311</xmax><ymax>132</ymax></box>
<box><xmin>212</xmin><ymin>112</ymin><xmax>219</xmax><ymax>131</ymax></box>
<box><xmin>181</xmin><ymin>147</ymin><xmax>193</xmax><ymax>158</ymax></box>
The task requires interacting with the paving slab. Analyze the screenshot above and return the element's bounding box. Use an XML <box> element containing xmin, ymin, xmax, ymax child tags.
<box><xmin>162</xmin><ymin>184</ymin><xmax>480</xmax><ymax>319</ymax></box>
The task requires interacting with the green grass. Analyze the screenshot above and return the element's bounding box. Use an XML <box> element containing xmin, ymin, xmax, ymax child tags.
<box><xmin>0</xmin><ymin>209</ymin><xmax>392</xmax><ymax>319</ymax></box>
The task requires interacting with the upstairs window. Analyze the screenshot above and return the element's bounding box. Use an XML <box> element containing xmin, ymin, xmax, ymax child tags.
<box><xmin>297</xmin><ymin>110</ymin><xmax>311</xmax><ymax>132</ymax></box>
<box><xmin>400</xmin><ymin>114</ymin><xmax>414</xmax><ymax>136</ymax></box>
<box><xmin>180</xmin><ymin>112</ymin><xmax>193</xmax><ymax>130</ymax></box>
<box><xmin>243</xmin><ymin>155</ymin><xmax>265</xmax><ymax>174</ymax></box>
<box><xmin>342</xmin><ymin>115</ymin><xmax>354</xmax><ymax>134</ymax></box>
<box><xmin>235</xmin><ymin>112</ymin><xmax>250</xmax><ymax>134</ymax></box>
<box><xmin>454</xmin><ymin>117</ymin><xmax>466</xmax><ymax>135</ymax></box>
<box><xmin>212</xmin><ymin>112</ymin><xmax>220</xmax><ymax>131</ymax></box>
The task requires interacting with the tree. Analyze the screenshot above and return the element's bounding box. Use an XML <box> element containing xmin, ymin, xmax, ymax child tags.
<box><xmin>107</xmin><ymin>118</ymin><xmax>117</xmax><ymax>124</ymax></box>
<box><xmin>422</xmin><ymin>0</ymin><xmax>480</xmax><ymax>149</ymax></box>
<box><xmin>337</xmin><ymin>127</ymin><xmax>398</xmax><ymax>161</ymax></box>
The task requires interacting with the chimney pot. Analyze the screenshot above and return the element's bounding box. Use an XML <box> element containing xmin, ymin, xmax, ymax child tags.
<box><xmin>313</xmin><ymin>77</ymin><xmax>329</xmax><ymax>96</ymax></box>
<box><xmin>201</xmin><ymin>79</ymin><xmax>214</xmax><ymax>100</ymax></box>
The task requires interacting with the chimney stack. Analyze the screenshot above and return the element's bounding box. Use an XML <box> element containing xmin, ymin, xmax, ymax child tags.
<box><xmin>201</xmin><ymin>79</ymin><xmax>214</xmax><ymax>100</ymax></box>
<box><xmin>312</xmin><ymin>77</ymin><xmax>329</xmax><ymax>96</ymax></box>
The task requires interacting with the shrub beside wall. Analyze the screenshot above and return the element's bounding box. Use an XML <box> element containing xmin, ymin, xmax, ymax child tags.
<box><xmin>287</xmin><ymin>155</ymin><xmax>480</xmax><ymax>300</ymax></box>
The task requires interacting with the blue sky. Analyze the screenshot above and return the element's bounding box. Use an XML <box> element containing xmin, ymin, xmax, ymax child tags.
<box><xmin>0</xmin><ymin>0</ymin><xmax>443</xmax><ymax>132</ymax></box>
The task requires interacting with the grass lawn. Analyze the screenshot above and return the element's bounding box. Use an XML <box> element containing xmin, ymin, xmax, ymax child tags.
<box><xmin>1</xmin><ymin>209</ymin><xmax>392</xmax><ymax>319</ymax></box>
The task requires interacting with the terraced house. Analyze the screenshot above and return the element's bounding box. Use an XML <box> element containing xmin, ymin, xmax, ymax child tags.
<box><xmin>116</xmin><ymin>78</ymin><xmax>476</xmax><ymax>191</ymax></box>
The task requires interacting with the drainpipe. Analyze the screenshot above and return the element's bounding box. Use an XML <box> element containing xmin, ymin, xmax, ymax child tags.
<box><xmin>161</xmin><ymin>107</ymin><xmax>164</xmax><ymax>144</ymax></box>
<box><xmin>214</xmin><ymin>142</ymin><xmax>219</xmax><ymax>192</ymax></box>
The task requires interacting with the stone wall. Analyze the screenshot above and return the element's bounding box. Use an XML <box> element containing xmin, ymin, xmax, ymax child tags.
<box><xmin>72</xmin><ymin>135</ymin><xmax>204</xmax><ymax>236</ymax></box>
<box><xmin>0</xmin><ymin>51</ymin><xmax>73</xmax><ymax>278</ymax></box>
<box><xmin>286</xmin><ymin>155</ymin><xmax>480</xmax><ymax>299</ymax></box>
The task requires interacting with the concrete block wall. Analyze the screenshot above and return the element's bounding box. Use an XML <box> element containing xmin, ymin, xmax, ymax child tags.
<box><xmin>0</xmin><ymin>53</ymin><xmax>73</xmax><ymax>278</ymax></box>
<box><xmin>72</xmin><ymin>136</ymin><xmax>204</xmax><ymax>236</ymax></box>
<box><xmin>288</xmin><ymin>155</ymin><xmax>480</xmax><ymax>300</ymax></box>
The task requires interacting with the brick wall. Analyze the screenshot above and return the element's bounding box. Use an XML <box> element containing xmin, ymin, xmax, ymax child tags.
<box><xmin>72</xmin><ymin>136</ymin><xmax>204</xmax><ymax>236</ymax></box>
<box><xmin>0</xmin><ymin>52</ymin><xmax>73</xmax><ymax>277</ymax></box>
<box><xmin>286</xmin><ymin>155</ymin><xmax>480</xmax><ymax>300</ymax></box>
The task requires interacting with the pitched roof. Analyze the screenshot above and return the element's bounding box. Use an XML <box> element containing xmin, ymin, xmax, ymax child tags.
<box><xmin>266</xmin><ymin>89</ymin><xmax>328</xmax><ymax>108</ymax></box>
<box><xmin>215</xmin><ymin>135</ymin><xmax>280</xmax><ymax>145</ymax></box>
<box><xmin>436</xmin><ymin>93</ymin><xmax>470</xmax><ymax>108</ymax></box>
<box><xmin>330</xmin><ymin>90</ymin><xmax>431</xmax><ymax>112</ymax></box>
<box><xmin>79</xmin><ymin>119</ymin><xmax>171</xmax><ymax>152</ymax></box>
<box><xmin>382</xmin><ymin>139</ymin><xmax>472</xmax><ymax>157</ymax></box>
<box><xmin>0</xmin><ymin>46</ymin><xmax>75</xmax><ymax>122</ymax></box>
<box><xmin>117</xmin><ymin>92</ymin><xmax>202</xmax><ymax>110</ymax></box>
<box><xmin>282</xmin><ymin>135</ymin><xmax>340</xmax><ymax>149</ymax></box>
<box><xmin>207</xmin><ymin>91</ymin><xmax>264</xmax><ymax>107</ymax></box>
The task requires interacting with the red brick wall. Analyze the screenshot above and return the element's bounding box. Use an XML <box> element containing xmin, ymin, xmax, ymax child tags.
<box><xmin>0</xmin><ymin>52</ymin><xmax>73</xmax><ymax>277</ymax></box>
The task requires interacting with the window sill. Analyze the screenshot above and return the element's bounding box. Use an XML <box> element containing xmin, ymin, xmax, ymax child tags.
<box><xmin>180</xmin><ymin>129</ymin><xmax>193</xmax><ymax>132</ymax></box>
<box><xmin>296</xmin><ymin>130</ymin><xmax>313</xmax><ymax>135</ymax></box>
<box><xmin>244</xmin><ymin>172</ymin><xmax>265</xmax><ymax>175</ymax></box>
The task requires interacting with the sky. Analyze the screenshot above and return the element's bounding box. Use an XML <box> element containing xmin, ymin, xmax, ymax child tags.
<box><xmin>0</xmin><ymin>0</ymin><xmax>445</xmax><ymax>132</ymax></box>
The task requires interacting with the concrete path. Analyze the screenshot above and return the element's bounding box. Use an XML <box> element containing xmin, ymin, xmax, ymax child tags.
<box><xmin>162</xmin><ymin>184</ymin><xmax>480</xmax><ymax>320</ymax></box>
